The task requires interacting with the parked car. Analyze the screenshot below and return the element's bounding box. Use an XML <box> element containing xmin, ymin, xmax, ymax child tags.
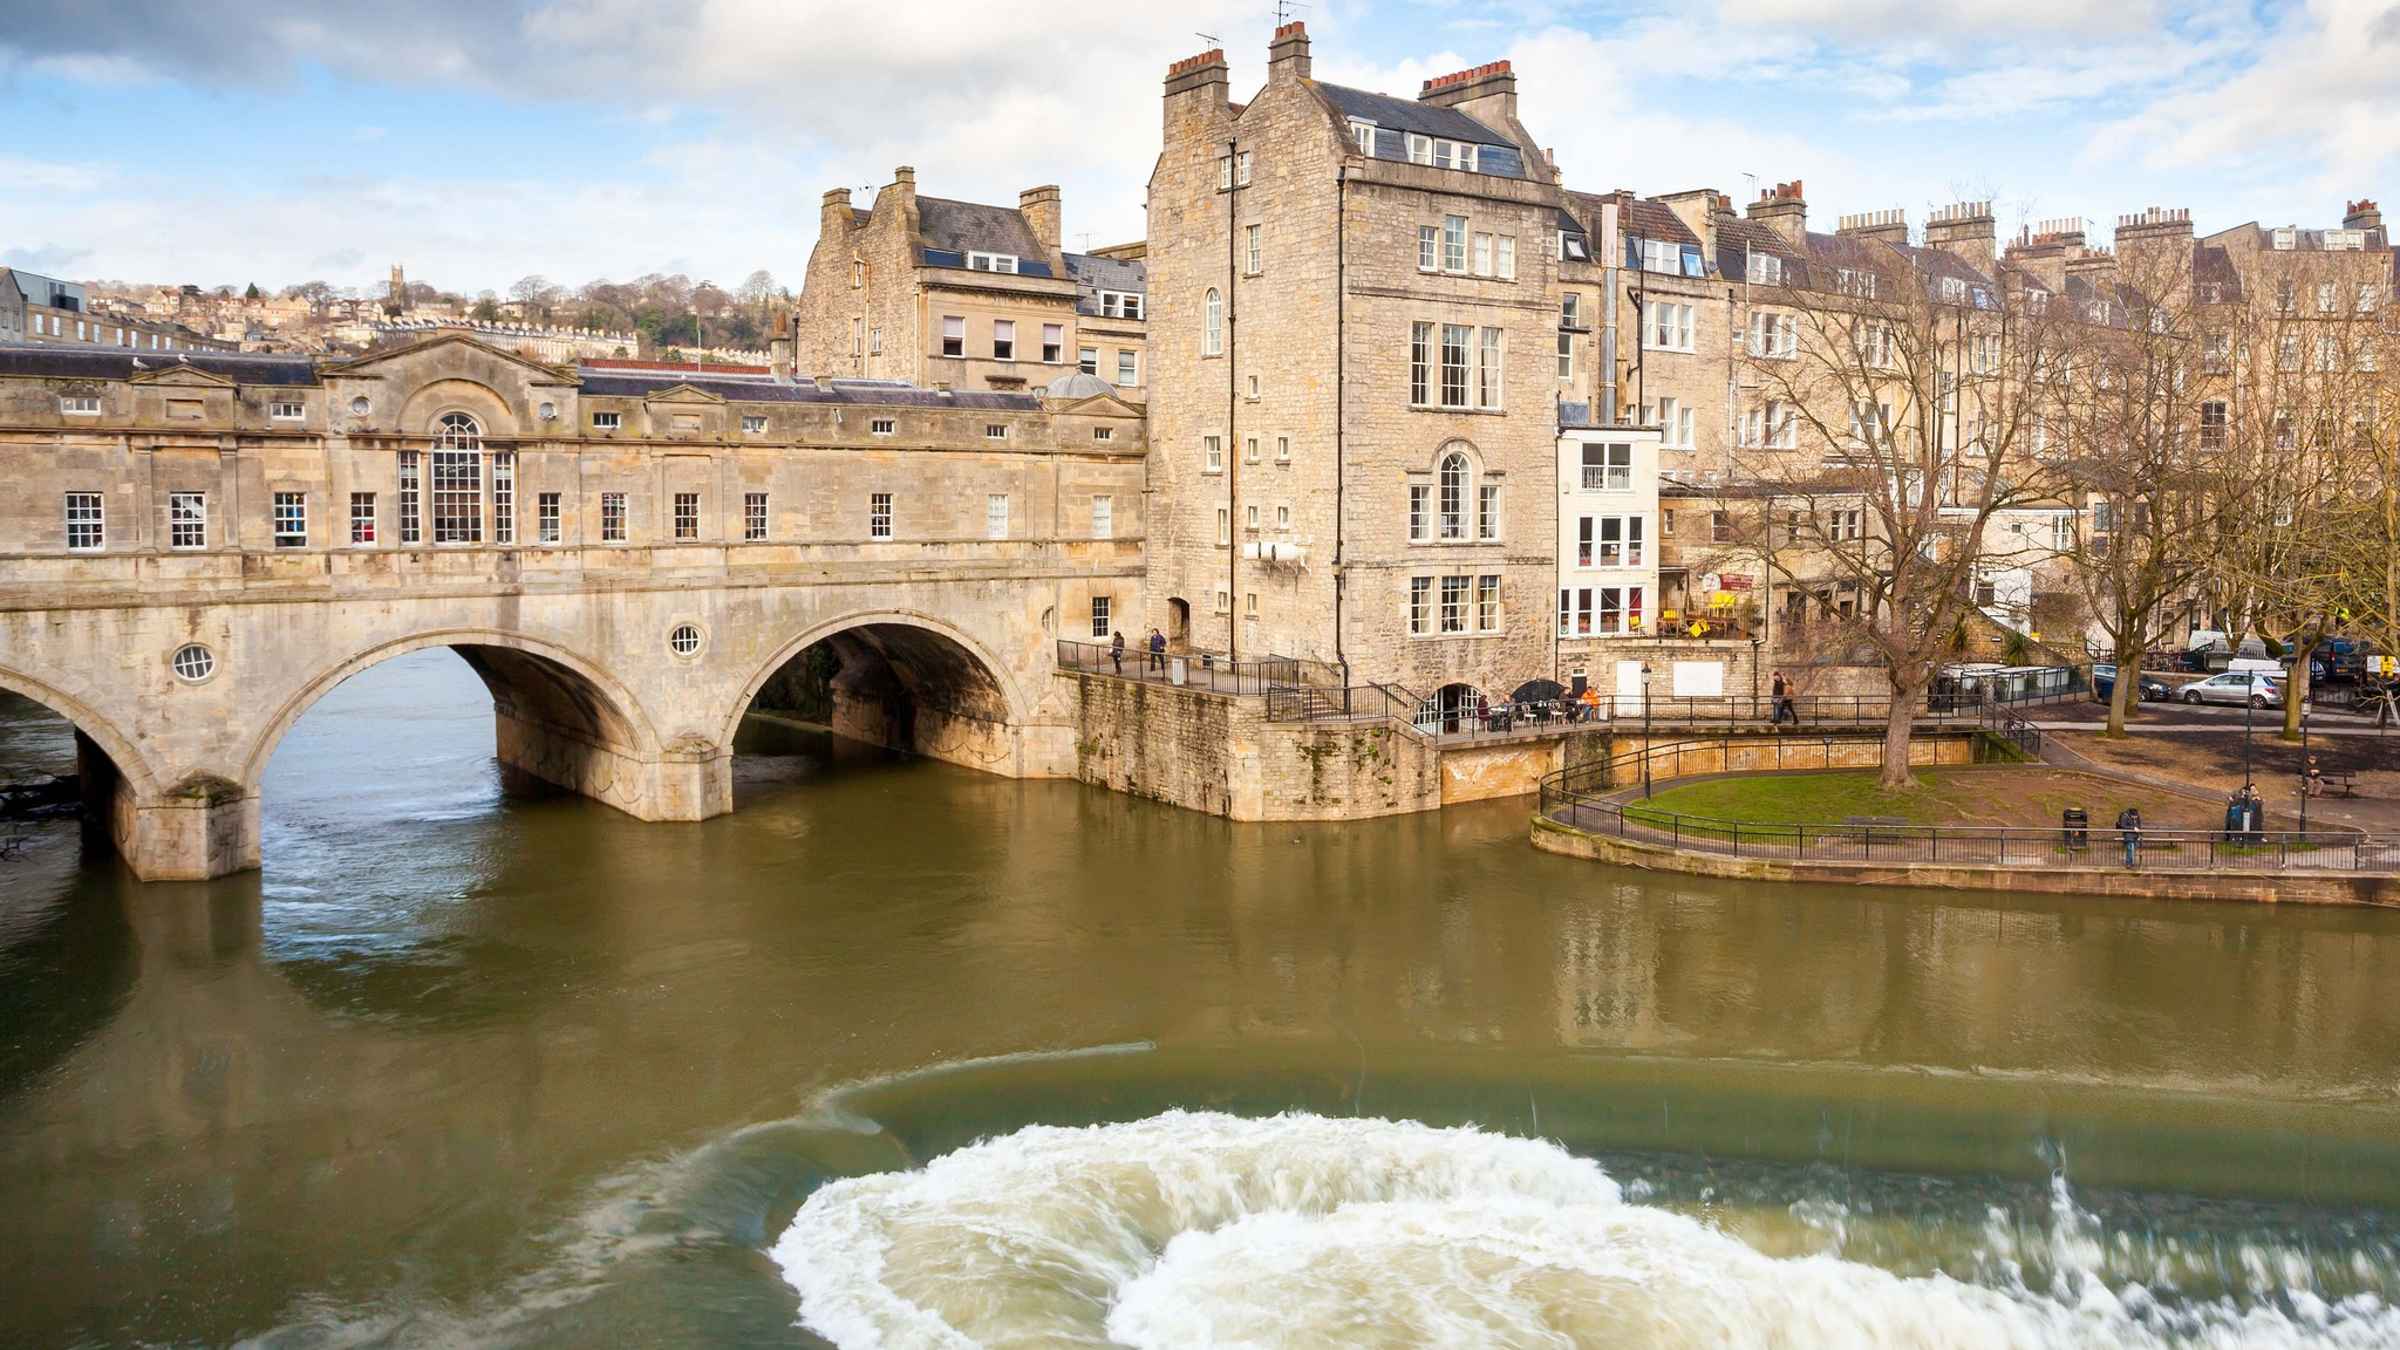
<box><xmin>2179</xmin><ymin>671</ymin><xmax>2302</xmax><ymax>709</ymax></box>
<box><xmin>2092</xmin><ymin>664</ymin><xmax>2169</xmax><ymax>703</ymax></box>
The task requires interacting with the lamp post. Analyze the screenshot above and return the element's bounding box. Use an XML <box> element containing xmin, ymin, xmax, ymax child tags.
<box><xmin>2300</xmin><ymin>696</ymin><xmax>2312</xmax><ymax>836</ymax></box>
<box><xmin>1641</xmin><ymin>661</ymin><xmax>1656</xmax><ymax>798</ymax></box>
<box><xmin>1750</xmin><ymin>634</ymin><xmax>1764</xmax><ymax>719</ymax></box>
<box><xmin>2242</xmin><ymin>685</ymin><xmax>2255</xmax><ymax>791</ymax></box>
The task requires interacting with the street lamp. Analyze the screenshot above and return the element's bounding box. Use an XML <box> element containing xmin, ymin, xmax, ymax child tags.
<box><xmin>1641</xmin><ymin>661</ymin><xmax>1656</xmax><ymax>798</ymax></box>
<box><xmin>1750</xmin><ymin>634</ymin><xmax>1764</xmax><ymax>719</ymax></box>
<box><xmin>2300</xmin><ymin>695</ymin><xmax>2312</xmax><ymax>837</ymax></box>
<box><xmin>2242</xmin><ymin>686</ymin><xmax>2255</xmax><ymax>792</ymax></box>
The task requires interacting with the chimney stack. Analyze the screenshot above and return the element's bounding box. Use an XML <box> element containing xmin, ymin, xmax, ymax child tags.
<box><xmin>1836</xmin><ymin>207</ymin><xmax>1909</xmax><ymax>247</ymax></box>
<box><xmin>1924</xmin><ymin>201</ymin><xmax>1997</xmax><ymax>274</ymax></box>
<box><xmin>1268</xmin><ymin>21</ymin><xmax>1310</xmax><ymax>82</ymax></box>
<box><xmin>1019</xmin><ymin>185</ymin><xmax>1062</xmax><ymax>253</ymax></box>
<box><xmin>2345</xmin><ymin>198</ymin><xmax>2383</xmax><ymax>232</ymax></box>
<box><xmin>1747</xmin><ymin>180</ymin><xmax>1808</xmax><ymax>248</ymax></box>
<box><xmin>821</xmin><ymin>187</ymin><xmax>854</xmax><ymax>241</ymax></box>
<box><xmin>1419</xmin><ymin>60</ymin><xmax>1517</xmax><ymax>129</ymax></box>
<box><xmin>1163</xmin><ymin>47</ymin><xmax>1229</xmax><ymax>133</ymax></box>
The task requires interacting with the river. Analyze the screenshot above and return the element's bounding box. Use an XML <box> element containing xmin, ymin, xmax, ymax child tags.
<box><xmin>2</xmin><ymin>649</ymin><xmax>2398</xmax><ymax>1346</ymax></box>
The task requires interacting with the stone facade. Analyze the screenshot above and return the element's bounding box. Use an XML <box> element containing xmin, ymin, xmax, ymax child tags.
<box><xmin>793</xmin><ymin>169</ymin><xmax>1147</xmax><ymax>400</ymax></box>
<box><xmin>1148</xmin><ymin>27</ymin><xmax>1569</xmax><ymax>717</ymax></box>
<box><xmin>0</xmin><ymin>333</ymin><xmax>1146</xmax><ymax>878</ymax></box>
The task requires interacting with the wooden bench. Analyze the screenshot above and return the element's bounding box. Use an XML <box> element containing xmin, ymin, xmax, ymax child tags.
<box><xmin>2306</xmin><ymin>771</ymin><xmax>2360</xmax><ymax>798</ymax></box>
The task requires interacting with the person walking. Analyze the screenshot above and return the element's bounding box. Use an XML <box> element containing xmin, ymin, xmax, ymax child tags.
<box><xmin>1770</xmin><ymin>670</ymin><xmax>1796</xmax><ymax>726</ymax></box>
<box><xmin>1147</xmin><ymin>627</ymin><xmax>1167</xmax><ymax>673</ymax></box>
<box><xmin>2115</xmin><ymin>805</ymin><xmax>2143</xmax><ymax>870</ymax></box>
<box><xmin>1109</xmin><ymin>630</ymin><xmax>1125</xmax><ymax>675</ymax></box>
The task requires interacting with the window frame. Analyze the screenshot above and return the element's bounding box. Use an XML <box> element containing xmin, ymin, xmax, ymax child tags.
<box><xmin>169</xmin><ymin>490</ymin><xmax>207</xmax><ymax>549</ymax></box>
<box><xmin>272</xmin><ymin>491</ymin><xmax>307</xmax><ymax>549</ymax></box>
<box><xmin>869</xmin><ymin>492</ymin><xmax>894</xmax><ymax>539</ymax></box>
<box><xmin>64</xmin><ymin>491</ymin><xmax>104</xmax><ymax>551</ymax></box>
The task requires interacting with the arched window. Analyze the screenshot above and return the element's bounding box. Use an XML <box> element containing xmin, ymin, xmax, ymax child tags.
<box><xmin>435</xmin><ymin>412</ymin><xmax>481</xmax><ymax>449</ymax></box>
<box><xmin>430</xmin><ymin>412</ymin><xmax>485</xmax><ymax>544</ymax></box>
<box><xmin>1438</xmin><ymin>449</ymin><xmax>1470</xmax><ymax>539</ymax></box>
<box><xmin>1203</xmin><ymin>289</ymin><xmax>1222</xmax><ymax>356</ymax></box>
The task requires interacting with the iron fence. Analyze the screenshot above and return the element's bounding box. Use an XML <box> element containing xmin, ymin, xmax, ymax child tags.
<box><xmin>1537</xmin><ymin>735</ymin><xmax>2398</xmax><ymax>874</ymax></box>
<box><xmin>1055</xmin><ymin>639</ymin><xmax>1341</xmax><ymax>696</ymax></box>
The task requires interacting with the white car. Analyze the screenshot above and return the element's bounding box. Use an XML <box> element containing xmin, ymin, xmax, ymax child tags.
<box><xmin>2180</xmin><ymin>671</ymin><xmax>2299</xmax><ymax>709</ymax></box>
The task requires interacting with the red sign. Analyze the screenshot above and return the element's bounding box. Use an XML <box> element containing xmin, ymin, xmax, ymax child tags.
<box><xmin>1718</xmin><ymin>574</ymin><xmax>1754</xmax><ymax>592</ymax></box>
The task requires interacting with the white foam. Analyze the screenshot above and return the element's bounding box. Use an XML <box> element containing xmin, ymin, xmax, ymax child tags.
<box><xmin>772</xmin><ymin>1110</ymin><xmax>2400</xmax><ymax>1349</ymax></box>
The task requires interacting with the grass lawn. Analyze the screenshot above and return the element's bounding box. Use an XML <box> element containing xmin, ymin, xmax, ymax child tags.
<box><xmin>1619</xmin><ymin>767</ymin><xmax>2218</xmax><ymax>832</ymax></box>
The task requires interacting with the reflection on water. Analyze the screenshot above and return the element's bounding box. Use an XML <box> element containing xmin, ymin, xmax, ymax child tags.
<box><xmin>0</xmin><ymin>653</ymin><xmax>2398</xmax><ymax>1345</ymax></box>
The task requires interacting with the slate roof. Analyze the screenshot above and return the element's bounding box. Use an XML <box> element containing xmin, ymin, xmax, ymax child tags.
<box><xmin>1063</xmin><ymin>251</ymin><xmax>1146</xmax><ymax>316</ymax></box>
<box><xmin>0</xmin><ymin>344</ymin><xmax>317</xmax><ymax>385</ymax></box>
<box><xmin>578</xmin><ymin>370</ymin><xmax>1042</xmax><ymax>410</ymax></box>
<box><xmin>0</xmin><ymin>342</ymin><xmax>1047</xmax><ymax>408</ymax></box>
<box><xmin>1713</xmin><ymin>216</ymin><xmax>1802</xmax><ymax>284</ymax></box>
<box><xmin>915</xmin><ymin>196</ymin><xmax>1051</xmax><ymax>275</ymax></box>
<box><xmin>1313</xmin><ymin>82</ymin><xmax>1527</xmax><ymax>179</ymax></box>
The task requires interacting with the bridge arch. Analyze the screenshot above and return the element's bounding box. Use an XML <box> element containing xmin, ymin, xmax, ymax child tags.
<box><xmin>719</xmin><ymin>610</ymin><xmax>1031</xmax><ymax>759</ymax></box>
<box><xmin>0</xmin><ymin>663</ymin><xmax>160</xmax><ymax>801</ymax></box>
<box><xmin>241</xmin><ymin>628</ymin><xmax>665</xmax><ymax>800</ymax></box>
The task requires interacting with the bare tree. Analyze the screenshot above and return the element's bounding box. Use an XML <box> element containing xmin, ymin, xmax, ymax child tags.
<box><xmin>1733</xmin><ymin>238</ymin><xmax>2061</xmax><ymax>788</ymax></box>
<box><xmin>2044</xmin><ymin>244</ymin><xmax>2246</xmax><ymax>735</ymax></box>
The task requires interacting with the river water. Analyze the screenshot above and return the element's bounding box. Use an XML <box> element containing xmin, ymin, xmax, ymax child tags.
<box><xmin>4</xmin><ymin>649</ymin><xmax>2400</xmax><ymax>1346</ymax></box>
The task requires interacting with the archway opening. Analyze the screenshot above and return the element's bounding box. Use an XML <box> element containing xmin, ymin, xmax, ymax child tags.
<box><xmin>1414</xmin><ymin>682</ymin><xmax>1487</xmax><ymax>735</ymax></box>
<box><xmin>252</xmin><ymin>640</ymin><xmax>654</xmax><ymax>869</ymax></box>
<box><xmin>0</xmin><ymin>687</ymin><xmax>128</xmax><ymax>864</ymax></box>
<box><xmin>734</xmin><ymin>621</ymin><xmax>1016</xmax><ymax>802</ymax></box>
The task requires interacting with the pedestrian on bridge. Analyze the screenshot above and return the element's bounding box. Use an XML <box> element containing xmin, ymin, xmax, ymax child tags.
<box><xmin>1110</xmin><ymin>630</ymin><xmax>1125</xmax><ymax>674</ymax></box>
<box><xmin>1148</xmin><ymin>628</ymin><xmax>1167</xmax><ymax>672</ymax></box>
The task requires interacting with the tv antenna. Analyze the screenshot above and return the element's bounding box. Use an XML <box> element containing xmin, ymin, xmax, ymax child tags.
<box><xmin>1272</xmin><ymin>0</ymin><xmax>1309</xmax><ymax>26</ymax></box>
<box><xmin>1195</xmin><ymin>30</ymin><xmax>1220</xmax><ymax>47</ymax></box>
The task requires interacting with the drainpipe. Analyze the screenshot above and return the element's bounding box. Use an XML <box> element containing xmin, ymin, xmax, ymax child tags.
<box><xmin>1334</xmin><ymin>164</ymin><xmax>1349</xmax><ymax>684</ymax></box>
<box><xmin>1227</xmin><ymin>137</ymin><xmax>1239</xmax><ymax>662</ymax></box>
<box><xmin>1599</xmin><ymin>201</ymin><xmax>1621</xmax><ymax>424</ymax></box>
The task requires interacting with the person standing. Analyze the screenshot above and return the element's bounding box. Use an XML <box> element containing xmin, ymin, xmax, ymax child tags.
<box><xmin>1770</xmin><ymin>670</ymin><xmax>1795</xmax><ymax>725</ymax></box>
<box><xmin>1147</xmin><ymin>627</ymin><xmax>1167</xmax><ymax>672</ymax></box>
<box><xmin>1109</xmin><ymin>630</ymin><xmax>1125</xmax><ymax>675</ymax></box>
<box><xmin>2116</xmin><ymin>805</ymin><xmax>2143</xmax><ymax>870</ymax></box>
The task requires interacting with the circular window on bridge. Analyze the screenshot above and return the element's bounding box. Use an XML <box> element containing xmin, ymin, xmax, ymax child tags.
<box><xmin>348</xmin><ymin>396</ymin><xmax>370</xmax><ymax>416</ymax></box>
<box><xmin>169</xmin><ymin>643</ymin><xmax>217</xmax><ymax>684</ymax></box>
<box><xmin>668</xmin><ymin>623</ymin><xmax>705</xmax><ymax>658</ymax></box>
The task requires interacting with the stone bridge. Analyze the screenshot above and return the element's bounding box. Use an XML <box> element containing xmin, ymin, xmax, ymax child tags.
<box><xmin>0</xmin><ymin>335</ymin><xmax>1147</xmax><ymax>878</ymax></box>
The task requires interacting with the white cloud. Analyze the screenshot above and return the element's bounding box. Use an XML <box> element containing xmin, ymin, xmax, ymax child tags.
<box><xmin>2085</xmin><ymin>0</ymin><xmax>2400</xmax><ymax>203</ymax></box>
<box><xmin>1718</xmin><ymin>0</ymin><xmax>2162</xmax><ymax>40</ymax></box>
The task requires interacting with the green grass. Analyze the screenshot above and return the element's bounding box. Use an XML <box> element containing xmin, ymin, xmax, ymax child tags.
<box><xmin>1622</xmin><ymin>770</ymin><xmax>1950</xmax><ymax>828</ymax></box>
<box><xmin>1616</xmin><ymin>767</ymin><xmax>2166</xmax><ymax>834</ymax></box>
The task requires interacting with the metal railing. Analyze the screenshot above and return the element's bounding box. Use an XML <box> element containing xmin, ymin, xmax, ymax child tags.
<box><xmin>1537</xmin><ymin>736</ymin><xmax>2399</xmax><ymax>874</ymax></box>
<box><xmin>1055</xmin><ymin>639</ymin><xmax>1342</xmax><ymax>696</ymax></box>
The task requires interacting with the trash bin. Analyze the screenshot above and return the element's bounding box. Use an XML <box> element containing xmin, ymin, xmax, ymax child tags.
<box><xmin>1169</xmin><ymin>657</ymin><xmax>1188</xmax><ymax>687</ymax></box>
<box><xmin>2243</xmin><ymin>798</ymin><xmax>2266</xmax><ymax>844</ymax></box>
<box><xmin>2062</xmin><ymin>807</ymin><xmax>2089</xmax><ymax>850</ymax></box>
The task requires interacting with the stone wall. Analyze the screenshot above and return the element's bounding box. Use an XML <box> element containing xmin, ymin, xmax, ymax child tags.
<box><xmin>1063</xmin><ymin>672</ymin><xmax>1440</xmax><ymax>821</ymax></box>
<box><xmin>1532</xmin><ymin>817</ymin><xmax>2400</xmax><ymax>907</ymax></box>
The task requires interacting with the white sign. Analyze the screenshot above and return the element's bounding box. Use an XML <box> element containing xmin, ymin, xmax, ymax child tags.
<box><xmin>1671</xmin><ymin>660</ymin><xmax>1724</xmax><ymax>697</ymax></box>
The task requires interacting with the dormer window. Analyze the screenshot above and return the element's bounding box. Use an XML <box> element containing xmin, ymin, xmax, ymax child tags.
<box><xmin>1100</xmin><ymin>291</ymin><xmax>1143</xmax><ymax>320</ymax></box>
<box><xmin>1348</xmin><ymin>119</ymin><xmax>1376</xmax><ymax>155</ymax></box>
<box><xmin>1405</xmin><ymin>135</ymin><xmax>1479</xmax><ymax>172</ymax></box>
<box><xmin>1749</xmin><ymin>252</ymin><xmax>1783</xmax><ymax>286</ymax></box>
<box><xmin>967</xmin><ymin>252</ymin><xmax>1019</xmax><ymax>274</ymax></box>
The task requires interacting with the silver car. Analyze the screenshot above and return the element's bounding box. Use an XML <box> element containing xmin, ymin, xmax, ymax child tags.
<box><xmin>2180</xmin><ymin>671</ymin><xmax>2292</xmax><ymax>709</ymax></box>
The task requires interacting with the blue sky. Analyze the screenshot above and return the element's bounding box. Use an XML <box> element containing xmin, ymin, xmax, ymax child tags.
<box><xmin>1</xmin><ymin>0</ymin><xmax>2392</xmax><ymax>297</ymax></box>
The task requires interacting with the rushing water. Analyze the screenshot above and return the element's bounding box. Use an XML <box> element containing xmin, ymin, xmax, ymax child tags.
<box><xmin>4</xmin><ymin>650</ymin><xmax>2400</xmax><ymax>1346</ymax></box>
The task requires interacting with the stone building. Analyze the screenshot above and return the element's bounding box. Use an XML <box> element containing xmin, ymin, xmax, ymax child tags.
<box><xmin>1</xmin><ymin>267</ymin><xmax>234</xmax><ymax>353</ymax></box>
<box><xmin>793</xmin><ymin>170</ymin><xmax>1146</xmax><ymax>399</ymax></box>
<box><xmin>1147</xmin><ymin>25</ymin><xmax>1574</xmax><ymax>719</ymax></box>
